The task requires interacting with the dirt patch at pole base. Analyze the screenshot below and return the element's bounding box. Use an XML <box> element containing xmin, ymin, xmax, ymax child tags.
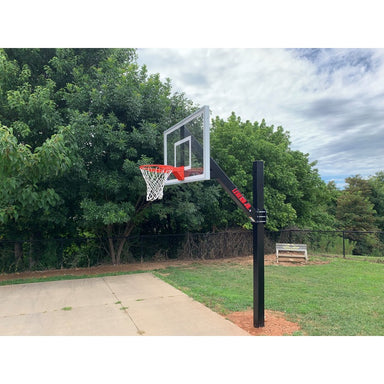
<box><xmin>225</xmin><ymin>309</ymin><xmax>302</xmax><ymax>336</ymax></box>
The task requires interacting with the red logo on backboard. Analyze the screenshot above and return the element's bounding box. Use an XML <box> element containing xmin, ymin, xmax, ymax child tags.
<box><xmin>232</xmin><ymin>188</ymin><xmax>252</xmax><ymax>211</ymax></box>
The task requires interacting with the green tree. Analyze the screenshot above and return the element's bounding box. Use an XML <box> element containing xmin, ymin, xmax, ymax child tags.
<box><xmin>344</xmin><ymin>175</ymin><xmax>372</xmax><ymax>198</ymax></box>
<box><xmin>336</xmin><ymin>175</ymin><xmax>380</xmax><ymax>255</ymax></box>
<box><xmin>63</xmin><ymin>60</ymin><xmax>194</xmax><ymax>263</ymax></box>
<box><xmin>144</xmin><ymin>181</ymin><xmax>224</xmax><ymax>234</ymax></box>
<box><xmin>368</xmin><ymin>171</ymin><xmax>384</xmax><ymax>230</ymax></box>
<box><xmin>336</xmin><ymin>193</ymin><xmax>377</xmax><ymax>232</ymax></box>
<box><xmin>0</xmin><ymin>125</ymin><xmax>73</xmax><ymax>266</ymax></box>
<box><xmin>325</xmin><ymin>180</ymin><xmax>341</xmax><ymax>218</ymax></box>
<box><xmin>210</xmin><ymin>113</ymin><xmax>333</xmax><ymax>231</ymax></box>
<box><xmin>1</xmin><ymin>48</ymin><xmax>195</xmax><ymax>265</ymax></box>
<box><xmin>336</xmin><ymin>175</ymin><xmax>378</xmax><ymax>231</ymax></box>
<box><xmin>0</xmin><ymin>49</ymin><xmax>63</xmax><ymax>149</ymax></box>
<box><xmin>0</xmin><ymin>49</ymin><xmax>78</xmax><ymax>268</ymax></box>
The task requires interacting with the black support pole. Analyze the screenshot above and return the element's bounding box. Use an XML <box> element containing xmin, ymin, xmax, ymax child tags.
<box><xmin>253</xmin><ymin>161</ymin><xmax>265</xmax><ymax>328</ymax></box>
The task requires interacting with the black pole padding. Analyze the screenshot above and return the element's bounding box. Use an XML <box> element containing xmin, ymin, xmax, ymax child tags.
<box><xmin>253</xmin><ymin>161</ymin><xmax>265</xmax><ymax>328</ymax></box>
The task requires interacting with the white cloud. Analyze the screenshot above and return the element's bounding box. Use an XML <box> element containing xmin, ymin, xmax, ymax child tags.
<box><xmin>138</xmin><ymin>48</ymin><xmax>384</xmax><ymax>187</ymax></box>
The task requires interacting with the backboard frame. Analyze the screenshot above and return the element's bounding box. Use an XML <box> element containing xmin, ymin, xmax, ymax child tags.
<box><xmin>164</xmin><ymin>105</ymin><xmax>210</xmax><ymax>185</ymax></box>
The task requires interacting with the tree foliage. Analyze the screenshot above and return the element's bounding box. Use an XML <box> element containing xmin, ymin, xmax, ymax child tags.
<box><xmin>368</xmin><ymin>172</ymin><xmax>384</xmax><ymax>230</ymax></box>
<box><xmin>0</xmin><ymin>48</ymin><xmax>195</xmax><ymax>265</ymax></box>
<box><xmin>336</xmin><ymin>175</ymin><xmax>380</xmax><ymax>231</ymax></box>
<box><xmin>335</xmin><ymin>175</ymin><xmax>381</xmax><ymax>255</ymax></box>
<box><xmin>210</xmin><ymin>113</ymin><xmax>333</xmax><ymax>231</ymax></box>
<box><xmin>0</xmin><ymin>125</ymin><xmax>71</xmax><ymax>225</ymax></box>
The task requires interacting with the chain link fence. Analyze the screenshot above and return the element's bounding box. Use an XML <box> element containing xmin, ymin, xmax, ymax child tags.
<box><xmin>277</xmin><ymin>229</ymin><xmax>384</xmax><ymax>258</ymax></box>
<box><xmin>0</xmin><ymin>230</ymin><xmax>254</xmax><ymax>273</ymax></box>
<box><xmin>1</xmin><ymin>229</ymin><xmax>383</xmax><ymax>273</ymax></box>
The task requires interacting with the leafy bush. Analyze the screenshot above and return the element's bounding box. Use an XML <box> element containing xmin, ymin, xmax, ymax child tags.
<box><xmin>62</xmin><ymin>239</ymin><xmax>103</xmax><ymax>268</ymax></box>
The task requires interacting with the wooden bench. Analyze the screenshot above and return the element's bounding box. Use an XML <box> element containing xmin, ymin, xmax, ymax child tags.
<box><xmin>276</xmin><ymin>243</ymin><xmax>308</xmax><ymax>263</ymax></box>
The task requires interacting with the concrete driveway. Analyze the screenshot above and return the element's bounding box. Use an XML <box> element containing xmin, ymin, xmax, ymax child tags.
<box><xmin>0</xmin><ymin>273</ymin><xmax>249</xmax><ymax>336</ymax></box>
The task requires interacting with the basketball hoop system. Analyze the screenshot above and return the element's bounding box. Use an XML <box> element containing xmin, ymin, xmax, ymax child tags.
<box><xmin>139</xmin><ymin>164</ymin><xmax>184</xmax><ymax>201</ymax></box>
<box><xmin>139</xmin><ymin>106</ymin><xmax>266</xmax><ymax>328</ymax></box>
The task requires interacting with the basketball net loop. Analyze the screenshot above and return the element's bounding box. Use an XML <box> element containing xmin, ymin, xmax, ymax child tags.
<box><xmin>140</xmin><ymin>165</ymin><xmax>184</xmax><ymax>201</ymax></box>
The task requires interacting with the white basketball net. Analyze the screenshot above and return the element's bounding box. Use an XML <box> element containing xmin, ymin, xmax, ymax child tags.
<box><xmin>140</xmin><ymin>165</ymin><xmax>173</xmax><ymax>201</ymax></box>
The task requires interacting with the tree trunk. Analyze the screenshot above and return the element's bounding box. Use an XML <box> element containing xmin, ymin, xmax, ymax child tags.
<box><xmin>115</xmin><ymin>223</ymin><xmax>135</xmax><ymax>265</ymax></box>
<box><xmin>14</xmin><ymin>241</ymin><xmax>23</xmax><ymax>268</ymax></box>
<box><xmin>106</xmin><ymin>225</ymin><xmax>116</xmax><ymax>264</ymax></box>
<box><xmin>107</xmin><ymin>198</ymin><xmax>151</xmax><ymax>265</ymax></box>
<box><xmin>29</xmin><ymin>237</ymin><xmax>35</xmax><ymax>269</ymax></box>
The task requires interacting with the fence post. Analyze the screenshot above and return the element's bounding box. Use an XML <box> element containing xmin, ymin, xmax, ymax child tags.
<box><xmin>342</xmin><ymin>231</ymin><xmax>346</xmax><ymax>258</ymax></box>
<box><xmin>59</xmin><ymin>239</ymin><xmax>64</xmax><ymax>268</ymax></box>
<box><xmin>140</xmin><ymin>235</ymin><xmax>144</xmax><ymax>263</ymax></box>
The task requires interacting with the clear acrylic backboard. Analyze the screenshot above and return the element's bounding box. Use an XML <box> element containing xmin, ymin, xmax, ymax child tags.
<box><xmin>164</xmin><ymin>105</ymin><xmax>210</xmax><ymax>185</ymax></box>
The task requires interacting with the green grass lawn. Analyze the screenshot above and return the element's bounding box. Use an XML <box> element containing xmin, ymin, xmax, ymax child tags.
<box><xmin>154</xmin><ymin>258</ymin><xmax>384</xmax><ymax>336</ymax></box>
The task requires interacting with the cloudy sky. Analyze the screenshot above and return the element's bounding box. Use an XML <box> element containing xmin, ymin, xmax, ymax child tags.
<box><xmin>137</xmin><ymin>48</ymin><xmax>384</xmax><ymax>188</ymax></box>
